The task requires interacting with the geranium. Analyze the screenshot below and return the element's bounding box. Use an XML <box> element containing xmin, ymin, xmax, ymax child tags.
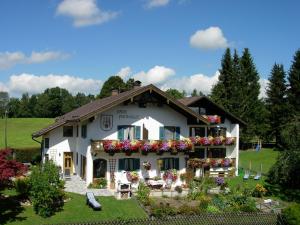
<box><xmin>210</xmin><ymin>159</ymin><xmax>219</xmax><ymax>168</ymax></box>
<box><xmin>206</xmin><ymin>115</ymin><xmax>221</xmax><ymax>124</ymax></box>
<box><xmin>176</xmin><ymin>140</ymin><xmax>187</xmax><ymax>151</ymax></box>
<box><xmin>159</xmin><ymin>141</ymin><xmax>170</xmax><ymax>152</ymax></box>
<box><xmin>222</xmin><ymin>158</ymin><xmax>231</xmax><ymax>167</ymax></box>
<box><xmin>142</xmin><ymin>161</ymin><xmax>151</xmax><ymax>170</ymax></box>
<box><xmin>103</xmin><ymin>140</ymin><xmax>119</xmax><ymax>153</ymax></box>
<box><xmin>121</xmin><ymin>140</ymin><xmax>131</xmax><ymax>151</ymax></box>
<box><xmin>201</xmin><ymin>137</ymin><xmax>212</xmax><ymax>146</ymax></box>
<box><xmin>213</xmin><ymin>136</ymin><xmax>224</xmax><ymax>145</ymax></box>
<box><xmin>141</xmin><ymin>142</ymin><xmax>152</xmax><ymax>153</ymax></box>
<box><xmin>225</xmin><ymin>137</ymin><xmax>235</xmax><ymax>145</ymax></box>
<box><xmin>130</xmin><ymin>140</ymin><xmax>141</xmax><ymax>152</ymax></box>
<box><xmin>162</xmin><ymin>169</ymin><xmax>178</xmax><ymax>182</ymax></box>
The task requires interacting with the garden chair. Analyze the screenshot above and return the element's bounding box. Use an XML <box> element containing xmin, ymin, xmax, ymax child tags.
<box><xmin>243</xmin><ymin>170</ymin><xmax>250</xmax><ymax>180</ymax></box>
<box><xmin>254</xmin><ymin>171</ymin><xmax>261</xmax><ymax>180</ymax></box>
<box><xmin>86</xmin><ymin>192</ymin><xmax>101</xmax><ymax>210</ymax></box>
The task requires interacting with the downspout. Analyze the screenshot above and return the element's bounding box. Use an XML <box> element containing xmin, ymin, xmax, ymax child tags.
<box><xmin>32</xmin><ymin>135</ymin><xmax>43</xmax><ymax>160</ymax></box>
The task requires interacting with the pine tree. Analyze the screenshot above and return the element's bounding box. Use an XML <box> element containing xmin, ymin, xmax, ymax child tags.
<box><xmin>239</xmin><ymin>48</ymin><xmax>262</xmax><ymax>142</ymax></box>
<box><xmin>99</xmin><ymin>76</ymin><xmax>125</xmax><ymax>98</ymax></box>
<box><xmin>191</xmin><ymin>89</ymin><xmax>198</xmax><ymax>97</ymax></box>
<box><xmin>287</xmin><ymin>49</ymin><xmax>300</xmax><ymax>116</ymax></box>
<box><xmin>266</xmin><ymin>64</ymin><xmax>287</xmax><ymax>145</ymax></box>
<box><xmin>211</xmin><ymin>48</ymin><xmax>233</xmax><ymax>108</ymax></box>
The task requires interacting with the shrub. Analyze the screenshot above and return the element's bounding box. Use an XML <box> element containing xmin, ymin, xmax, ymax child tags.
<box><xmin>282</xmin><ymin>203</ymin><xmax>300</xmax><ymax>225</ymax></box>
<box><xmin>252</xmin><ymin>184</ymin><xmax>267</xmax><ymax>198</ymax></box>
<box><xmin>88</xmin><ymin>178</ymin><xmax>107</xmax><ymax>189</ymax></box>
<box><xmin>12</xmin><ymin>147</ymin><xmax>40</xmax><ymax>163</ymax></box>
<box><xmin>136</xmin><ymin>182</ymin><xmax>150</xmax><ymax>205</ymax></box>
<box><xmin>199</xmin><ymin>195</ymin><xmax>211</xmax><ymax>210</ymax></box>
<box><xmin>206</xmin><ymin>205</ymin><xmax>220</xmax><ymax>213</ymax></box>
<box><xmin>29</xmin><ymin>161</ymin><xmax>64</xmax><ymax>217</ymax></box>
<box><xmin>14</xmin><ymin>176</ymin><xmax>30</xmax><ymax>197</ymax></box>
<box><xmin>150</xmin><ymin>202</ymin><xmax>177</xmax><ymax>218</ymax></box>
<box><xmin>178</xmin><ymin>204</ymin><xmax>200</xmax><ymax>215</ymax></box>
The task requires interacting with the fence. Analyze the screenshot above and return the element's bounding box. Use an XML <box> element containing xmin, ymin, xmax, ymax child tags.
<box><xmin>52</xmin><ymin>212</ymin><xmax>283</xmax><ymax>225</ymax></box>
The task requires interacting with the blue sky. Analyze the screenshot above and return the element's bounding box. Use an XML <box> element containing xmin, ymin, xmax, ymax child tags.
<box><xmin>0</xmin><ymin>0</ymin><xmax>299</xmax><ymax>97</ymax></box>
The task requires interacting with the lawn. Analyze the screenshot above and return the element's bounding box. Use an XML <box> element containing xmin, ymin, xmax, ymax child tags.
<box><xmin>0</xmin><ymin>191</ymin><xmax>147</xmax><ymax>225</ymax></box>
<box><xmin>0</xmin><ymin>118</ymin><xmax>54</xmax><ymax>148</ymax></box>
<box><xmin>239</xmin><ymin>148</ymin><xmax>279</xmax><ymax>174</ymax></box>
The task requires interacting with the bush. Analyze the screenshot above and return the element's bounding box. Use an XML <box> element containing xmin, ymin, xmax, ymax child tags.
<box><xmin>88</xmin><ymin>178</ymin><xmax>107</xmax><ymax>189</ymax></box>
<box><xmin>29</xmin><ymin>161</ymin><xmax>64</xmax><ymax>217</ymax></box>
<box><xmin>199</xmin><ymin>195</ymin><xmax>211</xmax><ymax>210</ymax></box>
<box><xmin>206</xmin><ymin>205</ymin><xmax>220</xmax><ymax>213</ymax></box>
<box><xmin>14</xmin><ymin>176</ymin><xmax>30</xmax><ymax>197</ymax></box>
<box><xmin>252</xmin><ymin>184</ymin><xmax>267</xmax><ymax>198</ymax></box>
<box><xmin>178</xmin><ymin>204</ymin><xmax>200</xmax><ymax>215</ymax></box>
<box><xmin>282</xmin><ymin>203</ymin><xmax>300</xmax><ymax>225</ymax></box>
<box><xmin>136</xmin><ymin>182</ymin><xmax>150</xmax><ymax>205</ymax></box>
<box><xmin>150</xmin><ymin>202</ymin><xmax>177</xmax><ymax>218</ymax></box>
<box><xmin>13</xmin><ymin>147</ymin><xmax>40</xmax><ymax>163</ymax></box>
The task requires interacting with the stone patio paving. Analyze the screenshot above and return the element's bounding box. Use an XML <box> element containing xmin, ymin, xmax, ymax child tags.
<box><xmin>64</xmin><ymin>175</ymin><xmax>113</xmax><ymax>196</ymax></box>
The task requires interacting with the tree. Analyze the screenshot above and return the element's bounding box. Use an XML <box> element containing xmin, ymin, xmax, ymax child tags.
<box><xmin>191</xmin><ymin>89</ymin><xmax>198</xmax><ymax>97</ymax></box>
<box><xmin>266</xmin><ymin>64</ymin><xmax>287</xmax><ymax>145</ymax></box>
<box><xmin>268</xmin><ymin>116</ymin><xmax>300</xmax><ymax>190</ymax></box>
<box><xmin>287</xmin><ymin>49</ymin><xmax>300</xmax><ymax>117</ymax></box>
<box><xmin>18</xmin><ymin>93</ymin><xmax>32</xmax><ymax>117</ymax></box>
<box><xmin>211</xmin><ymin>48</ymin><xmax>233</xmax><ymax>108</ymax></box>
<box><xmin>7</xmin><ymin>98</ymin><xmax>21</xmax><ymax>117</ymax></box>
<box><xmin>99</xmin><ymin>76</ymin><xmax>125</xmax><ymax>98</ymax></box>
<box><xmin>165</xmin><ymin>88</ymin><xmax>186</xmax><ymax>99</ymax></box>
<box><xmin>0</xmin><ymin>92</ymin><xmax>9</xmax><ymax>118</ymax></box>
<box><xmin>238</xmin><ymin>48</ymin><xmax>262</xmax><ymax>142</ymax></box>
<box><xmin>29</xmin><ymin>161</ymin><xmax>64</xmax><ymax>217</ymax></box>
<box><xmin>0</xmin><ymin>149</ymin><xmax>27</xmax><ymax>190</ymax></box>
<box><xmin>125</xmin><ymin>78</ymin><xmax>135</xmax><ymax>90</ymax></box>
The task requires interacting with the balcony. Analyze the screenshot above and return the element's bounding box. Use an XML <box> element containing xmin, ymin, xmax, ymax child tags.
<box><xmin>91</xmin><ymin>136</ymin><xmax>236</xmax><ymax>155</ymax></box>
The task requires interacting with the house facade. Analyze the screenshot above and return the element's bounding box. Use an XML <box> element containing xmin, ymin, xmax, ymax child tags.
<box><xmin>32</xmin><ymin>84</ymin><xmax>244</xmax><ymax>190</ymax></box>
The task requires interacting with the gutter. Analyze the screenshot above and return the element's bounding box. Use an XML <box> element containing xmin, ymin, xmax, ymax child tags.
<box><xmin>32</xmin><ymin>136</ymin><xmax>43</xmax><ymax>160</ymax></box>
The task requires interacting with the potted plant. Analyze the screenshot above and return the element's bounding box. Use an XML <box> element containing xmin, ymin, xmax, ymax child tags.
<box><xmin>127</xmin><ymin>171</ymin><xmax>139</xmax><ymax>183</ymax></box>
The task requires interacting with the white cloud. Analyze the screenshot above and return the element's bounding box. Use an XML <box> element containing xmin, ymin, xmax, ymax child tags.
<box><xmin>0</xmin><ymin>51</ymin><xmax>69</xmax><ymax>70</ymax></box>
<box><xmin>57</xmin><ymin>0</ymin><xmax>119</xmax><ymax>27</ymax></box>
<box><xmin>133</xmin><ymin>65</ymin><xmax>175</xmax><ymax>85</ymax></box>
<box><xmin>117</xmin><ymin>66</ymin><xmax>132</xmax><ymax>80</ymax></box>
<box><xmin>160</xmin><ymin>71</ymin><xmax>220</xmax><ymax>94</ymax></box>
<box><xmin>190</xmin><ymin>26</ymin><xmax>229</xmax><ymax>50</ymax></box>
<box><xmin>0</xmin><ymin>82</ymin><xmax>9</xmax><ymax>92</ymax></box>
<box><xmin>146</xmin><ymin>0</ymin><xmax>170</xmax><ymax>8</ymax></box>
<box><xmin>2</xmin><ymin>73</ymin><xmax>102</xmax><ymax>96</ymax></box>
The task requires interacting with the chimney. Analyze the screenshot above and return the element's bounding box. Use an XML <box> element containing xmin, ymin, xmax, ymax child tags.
<box><xmin>133</xmin><ymin>80</ymin><xmax>142</xmax><ymax>89</ymax></box>
<box><xmin>111</xmin><ymin>89</ymin><xmax>119</xmax><ymax>96</ymax></box>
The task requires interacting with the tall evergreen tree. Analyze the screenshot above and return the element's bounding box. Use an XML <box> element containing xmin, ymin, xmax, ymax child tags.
<box><xmin>287</xmin><ymin>49</ymin><xmax>300</xmax><ymax>116</ymax></box>
<box><xmin>191</xmin><ymin>89</ymin><xmax>198</xmax><ymax>97</ymax></box>
<box><xmin>266</xmin><ymin>64</ymin><xmax>287</xmax><ymax>145</ymax></box>
<box><xmin>165</xmin><ymin>89</ymin><xmax>186</xmax><ymax>99</ymax></box>
<box><xmin>239</xmin><ymin>48</ymin><xmax>262</xmax><ymax>142</ymax></box>
<box><xmin>211</xmin><ymin>48</ymin><xmax>233</xmax><ymax>108</ymax></box>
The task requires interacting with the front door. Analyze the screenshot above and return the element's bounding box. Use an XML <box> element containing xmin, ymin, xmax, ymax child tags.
<box><xmin>64</xmin><ymin>152</ymin><xmax>73</xmax><ymax>176</ymax></box>
<box><xmin>93</xmin><ymin>159</ymin><xmax>107</xmax><ymax>179</ymax></box>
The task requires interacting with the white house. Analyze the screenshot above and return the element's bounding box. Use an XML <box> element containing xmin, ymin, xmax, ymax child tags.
<box><xmin>32</xmin><ymin>83</ymin><xmax>245</xmax><ymax>191</ymax></box>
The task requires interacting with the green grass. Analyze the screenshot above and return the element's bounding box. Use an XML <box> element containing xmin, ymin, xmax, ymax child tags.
<box><xmin>0</xmin><ymin>191</ymin><xmax>147</xmax><ymax>225</ymax></box>
<box><xmin>0</xmin><ymin>118</ymin><xmax>54</xmax><ymax>148</ymax></box>
<box><xmin>239</xmin><ymin>148</ymin><xmax>279</xmax><ymax>174</ymax></box>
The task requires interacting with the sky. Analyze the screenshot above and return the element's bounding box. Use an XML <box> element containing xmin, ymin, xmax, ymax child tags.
<box><xmin>0</xmin><ymin>0</ymin><xmax>299</xmax><ymax>97</ymax></box>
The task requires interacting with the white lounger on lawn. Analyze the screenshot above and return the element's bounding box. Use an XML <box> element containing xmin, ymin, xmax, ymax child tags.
<box><xmin>254</xmin><ymin>172</ymin><xmax>261</xmax><ymax>180</ymax></box>
<box><xmin>243</xmin><ymin>170</ymin><xmax>250</xmax><ymax>180</ymax></box>
<box><xmin>86</xmin><ymin>192</ymin><xmax>101</xmax><ymax>210</ymax></box>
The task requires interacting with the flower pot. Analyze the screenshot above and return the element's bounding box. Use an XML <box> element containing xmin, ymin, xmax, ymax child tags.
<box><xmin>156</xmin><ymin>151</ymin><xmax>163</xmax><ymax>155</ymax></box>
<box><xmin>125</xmin><ymin>152</ymin><xmax>132</xmax><ymax>156</ymax></box>
<box><xmin>171</xmin><ymin>151</ymin><xmax>178</xmax><ymax>155</ymax></box>
<box><xmin>108</xmin><ymin>152</ymin><xmax>115</xmax><ymax>156</ymax></box>
<box><xmin>141</xmin><ymin>151</ymin><xmax>148</xmax><ymax>156</ymax></box>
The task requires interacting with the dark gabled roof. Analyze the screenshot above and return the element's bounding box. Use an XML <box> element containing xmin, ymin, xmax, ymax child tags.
<box><xmin>32</xmin><ymin>84</ymin><xmax>209</xmax><ymax>137</ymax></box>
<box><xmin>178</xmin><ymin>96</ymin><xmax>246</xmax><ymax>126</ymax></box>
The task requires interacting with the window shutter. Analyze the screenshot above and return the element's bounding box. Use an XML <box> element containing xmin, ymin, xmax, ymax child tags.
<box><xmin>175</xmin><ymin>127</ymin><xmax>180</xmax><ymax>140</ymax></box>
<box><xmin>159</xmin><ymin>127</ymin><xmax>165</xmax><ymax>140</ymax></box>
<box><xmin>134</xmin><ymin>158</ymin><xmax>140</xmax><ymax>170</ymax></box>
<box><xmin>135</xmin><ymin>126</ymin><xmax>141</xmax><ymax>140</ymax></box>
<box><xmin>118</xmin><ymin>159</ymin><xmax>125</xmax><ymax>171</ymax></box>
<box><xmin>117</xmin><ymin>126</ymin><xmax>124</xmax><ymax>140</ymax></box>
<box><xmin>174</xmin><ymin>158</ymin><xmax>179</xmax><ymax>170</ymax></box>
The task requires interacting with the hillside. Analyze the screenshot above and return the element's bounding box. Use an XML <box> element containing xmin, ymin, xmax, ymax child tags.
<box><xmin>0</xmin><ymin>118</ymin><xmax>54</xmax><ymax>148</ymax></box>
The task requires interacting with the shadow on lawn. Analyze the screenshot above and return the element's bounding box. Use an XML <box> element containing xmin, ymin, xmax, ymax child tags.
<box><xmin>0</xmin><ymin>194</ymin><xmax>27</xmax><ymax>224</ymax></box>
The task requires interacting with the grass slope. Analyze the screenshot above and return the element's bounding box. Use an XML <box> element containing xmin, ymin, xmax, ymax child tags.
<box><xmin>239</xmin><ymin>148</ymin><xmax>279</xmax><ymax>174</ymax></box>
<box><xmin>1</xmin><ymin>192</ymin><xmax>147</xmax><ymax>225</ymax></box>
<box><xmin>0</xmin><ymin>118</ymin><xmax>53</xmax><ymax>148</ymax></box>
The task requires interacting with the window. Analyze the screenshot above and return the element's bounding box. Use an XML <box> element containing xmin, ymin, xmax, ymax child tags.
<box><xmin>189</xmin><ymin>147</ymin><xmax>206</xmax><ymax>159</ymax></box>
<box><xmin>118</xmin><ymin>158</ymin><xmax>140</xmax><ymax>171</ymax></box>
<box><xmin>93</xmin><ymin>159</ymin><xmax>107</xmax><ymax>178</ymax></box>
<box><xmin>199</xmin><ymin>107</ymin><xmax>206</xmax><ymax>115</ymax></box>
<box><xmin>117</xmin><ymin>126</ymin><xmax>141</xmax><ymax>140</ymax></box>
<box><xmin>190</xmin><ymin>127</ymin><xmax>205</xmax><ymax>137</ymax></box>
<box><xmin>208</xmin><ymin>148</ymin><xmax>226</xmax><ymax>158</ymax></box>
<box><xmin>81</xmin><ymin>125</ymin><xmax>87</xmax><ymax>138</ymax></box>
<box><xmin>160</xmin><ymin>158</ymin><xmax>179</xmax><ymax>170</ymax></box>
<box><xmin>63</xmin><ymin>126</ymin><xmax>73</xmax><ymax>137</ymax></box>
<box><xmin>208</xmin><ymin>127</ymin><xmax>227</xmax><ymax>137</ymax></box>
<box><xmin>44</xmin><ymin>138</ymin><xmax>49</xmax><ymax>148</ymax></box>
<box><xmin>189</xmin><ymin>107</ymin><xmax>199</xmax><ymax>113</ymax></box>
<box><xmin>159</xmin><ymin>126</ymin><xmax>180</xmax><ymax>140</ymax></box>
